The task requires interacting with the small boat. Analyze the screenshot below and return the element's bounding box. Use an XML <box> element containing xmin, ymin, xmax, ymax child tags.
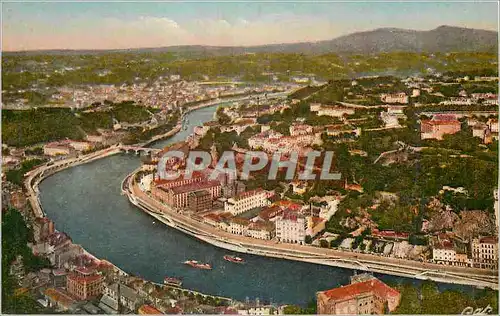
<box><xmin>184</xmin><ymin>260</ymin><xmax>212</xmax><ymax>270</ymax></box>
<box><xmin>223</xmin><ymin>255</ymin><xmax>245</xmax><ymax>264</ymax></box>
<box><xmin>164</xmin><ymin>276</ymin><xmax>182</xmax><ymax>287</ymax></box>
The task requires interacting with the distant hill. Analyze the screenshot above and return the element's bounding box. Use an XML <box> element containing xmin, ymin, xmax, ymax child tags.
<box><xmin>5</xmin><ymin>25</ymin><xmax>497</xmax><ymax>56</ymax></box>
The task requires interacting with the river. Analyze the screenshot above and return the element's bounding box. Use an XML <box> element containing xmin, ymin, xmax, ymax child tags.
<box><xmin>39</xmin><ymin>103</ymin><xmax>472</xmax><ymax>306</ymax></box>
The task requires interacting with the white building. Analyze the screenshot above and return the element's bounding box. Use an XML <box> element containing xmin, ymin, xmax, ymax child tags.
<box><xmin>43</xmin><ymin>143</ymin><xmax>72</xmax><ymax>156</ymax></box>
<box><xmin>315</xmin><ymin>106</ymin><xmax>355</xmax><ymax>118</ymax></box>
<box><xmin>432</xmin><ymin>245</ymin><xmax>456</xmax><ymax>264</ymax></box>
<box><xmin>275</xmin><ymin>211</ymin><xmax>307</xmax><ymax>244</ymax></box>
<box><xmin>246</xmin><ymin>222</ymin><xmax>275</xmax><ymax>240</ymax></box>
<box><xmin>238</xmin><ymin>306</ymin><xmax>276</xmax><ymax>315</ymax></box>
<box><xmin>228</xmin><ymin>217</ymin><xmax>250</xmax><ymax>235</ymax></box>
<box><xmin>472</xmin><ymin>123</ymin><xmax>489</xmax><ymax>139</ymax></box>
<box><xmin>471</xmin><ymin>236</ymin><xmax>498</xmax><ymax>270</ymax></box>
<box><xmin>310</xmin><ymin>103</ymin><xmax>322</xmax><ymax>112</ymax></box>
<box><xmin>380</xmin><ymin>93</ymin><xmax>409</xmax><ymax>104</ymax></box>
<box><xmin>487</xmin><ymin>118</ymin><xmax>498</xmax><ymax>133</ymax></box>
<box><xmin>225</xmin><ymin>189</ymin><xmax>269</xmax><ymax>215</ymax></box>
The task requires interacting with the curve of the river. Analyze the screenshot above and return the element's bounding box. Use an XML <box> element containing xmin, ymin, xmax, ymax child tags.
<box><xmin>39</xmin><ymin>103</ymin><xmax>473</xmax><ymax>306</ymax></box>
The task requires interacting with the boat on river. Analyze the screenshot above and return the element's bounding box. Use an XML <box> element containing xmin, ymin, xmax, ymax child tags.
<box><xmin>184</xmin><ymin>260</ymin><xmax>212</xmax><ymax>270</ymax></box>
<box><xmin>164</xmin><ymin>276</ymin><xmax>182</xmax><ymax>287</ymax></box>
<box><xmin>224</xmin><ymin>255</ymin><xmax>245</xmax><ymax>264</ymax></box>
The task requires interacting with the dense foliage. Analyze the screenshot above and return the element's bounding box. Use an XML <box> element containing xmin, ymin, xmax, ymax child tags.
<box><xmin>2</xmin><ymin>101</ymin><xmax>157</xmax><ymax>147</ymax></box>
<box><xmin>2</xmin><ymin>208</ymin><xmax>52</xmax><ymax>314</ymax></box>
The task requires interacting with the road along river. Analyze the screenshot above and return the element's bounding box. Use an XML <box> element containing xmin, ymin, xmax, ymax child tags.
<box><xmin>39</xmin><ymin>103</ymin><xmax>487</xmax><ymax>306</ymax></box>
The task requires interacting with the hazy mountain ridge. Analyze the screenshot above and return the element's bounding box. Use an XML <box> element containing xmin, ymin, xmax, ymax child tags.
<box><xmin>5</xmin><ymin>25</ymin><xmax>497</xmax><ymax>55</ymax></box>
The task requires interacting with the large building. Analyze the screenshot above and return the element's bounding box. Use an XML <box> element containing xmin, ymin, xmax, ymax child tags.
<box><xmin>471</xmin><ymin>236</ymin><xmax>498</xmax><ymax>270</ymax></box>
<box><xmin>188</xmin><ymin>190</ymin><xmax>212</xmax><ymax>212</ymax></box>
<box><xmin>224</xmin><ymin>189</ymin><xmax>269</xmax><ymax>216</ymax></box>
<box><xmin>315</xmin><ymin>106</ymin><xmax>355</xmax><ymax>118</ymax></box>
<box><xmin>317</xmin><ymin>276</ymin><xmax>401</xmax><ymax>315</ymax></box>
<box><xmin>420</xmin><ymin>117</ymin><xmax>461</xmax><ymax>140</ymax></box>
<box><xmin>66</xmin><ymin>267</ymin><xmax>104</xmax><ymax>301</ymax></box>
<box><xmin>163</xmin><ymin>181</ymin><xmax>221</xmax><ymax>209</ymax></box>
<box><xmin>380</xmin><ymin>92</ymin><xmax>409</xmax><ymax>104</ymax></box>
<box><xmin>246</xmin><ymin>222</ymin><xmax>276</xmax><ymax>240</ymax></box>
<box><xmin>275</xmin><ymin>211</ymin><xmax>307</xmax><ymax>244</ymax></box>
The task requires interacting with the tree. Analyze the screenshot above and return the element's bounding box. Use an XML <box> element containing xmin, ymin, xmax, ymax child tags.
<box><xmin>283</xmin><ymin>305</ymin><xmax>302</xmax><ymax>314</ymax></box>
<box><xmin>319</xmin><ymin>240</ymin><xmax>329</xmax><ymax>248</ymax></box>
<box><xmin>305</xmin><ymin>235</ymin><xmax>312</xmax><ymax>244</ymax></box>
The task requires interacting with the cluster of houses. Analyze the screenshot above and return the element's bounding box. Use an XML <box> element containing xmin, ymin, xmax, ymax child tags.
<box><xmin>431</xmin><ymin>233</ymin><xmax>498</xmax><ymax>270</ymax></box>
<box><xmin>420</xmin><ymin>113</ymin><xmax>498</xmax><ymax>143</ymax></box>
<box><xmin>48</xmin><ymin>79</ymin><xmax>261</xmax><ymax>110</ymax></box>
<box><xmin>203</xmin><ymin>198</ymin><xmax>328</xmax><ymax>244</ymax></box>
<box><xmin>16</xmin><ymin>216</ymin><xmax>242</xmax><ymax>314</ymax></box>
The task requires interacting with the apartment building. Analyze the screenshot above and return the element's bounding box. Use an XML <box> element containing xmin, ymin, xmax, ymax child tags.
<box><xmin>380</xmin><ymin>92</ymin><xmax>409</xmax><ymax>104</ymax></box>
<box><xmin>472</xmin><ymin>236</ymin><xmax>498</xmax><ymax>270</ymax></box>
<box><xmin>66</xmin><ymin>267</ymin><xmax>104</xmax><ymax>301</ymax></box>
<box><xmin>275</xmin><ymin>211</ymin><xmax>307</xmax><ymax>244</ymax></box>
<box><xmin>224</xmin><ymin>189</ymin><xmax>269</xmax><ymax>216</ymax></box>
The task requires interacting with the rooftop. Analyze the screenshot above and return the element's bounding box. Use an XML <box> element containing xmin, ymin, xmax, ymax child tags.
<box><xmin>170</xmin><ymin>180</ymin><xmax>220</xmax><ymax>194</ymax></box>
<box><xmin>319</xmin><ymin>278</ymin><xmax>399</xmax><ymax>302</ymax></box>
<box><xmin>44</xmin><ymin>288</ymin><xmax>75</xmax><ymax>308</ymax></box>
<box><xmin>138</xmin><ymin>304</ymin><xmax>164</xmax><ymax>314</ymax></box>
<box><xmin>232</xmin><ymin>188</ymin><xmax>264</xmax><ymax>201</ymax></box>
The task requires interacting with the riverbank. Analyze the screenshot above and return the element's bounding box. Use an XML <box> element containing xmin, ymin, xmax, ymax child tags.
<box><xmin>123</xmin><ymin>170</ymin><xmax>498</xmax><ymax>290</ymax></box>
<box><xmin>22</xmin><ymin>90</ymin><xmax>295</xmax><ymax>307</ymax></box>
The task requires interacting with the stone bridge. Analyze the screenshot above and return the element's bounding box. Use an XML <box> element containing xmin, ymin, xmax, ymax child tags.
<box><xmin>119</xmin><ymin>146</ymin><xmax>161</xmax><ymax>155</ymax></box>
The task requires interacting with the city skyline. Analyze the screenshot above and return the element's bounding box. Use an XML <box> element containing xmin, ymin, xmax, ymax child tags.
<box><xmin>2</xmin><ymin>1</ymin><xmax>498</xmax><ymax>51</ymax></box>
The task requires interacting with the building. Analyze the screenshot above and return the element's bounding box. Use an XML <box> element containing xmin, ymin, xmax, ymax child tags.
<box><xmin>43</xmin><ymin>143</ymin><xmax>72</xmax><ymax>156</ymax></box>
<box><xmin>188</xmin><ymin>190</ymin><xmax>212</xmax><ymax>212</ymax></box>
<box><xmin>246</xmin><ymin>222</ymin><xmax>275</xmax><ymax>240</ymax></box>
<box><xmin>103</xmin><ymin>282</ymin><xmax>140</xmax><ymax>312</ymax></box>
<box><xmin>67</xmin><ymin>140</ymin><xmax>93</xmax><ymax>151</ymax></box>
<box><xmin>33</xmin><ymin>217</ymin><xmax>55</xmax><ymax>242</ymax></box>
<box><xmin>224</xmin><ymin>189</ymin><xmax>269</xmax><ymax>216</ymax></box>
<box><xmin>432</xmin><ymin>241</ymin><xmax>456</xmax><ymax>264</ymax></box>
<box><xmin>44</xmin><ymin>288</ymin><xmax>76</xmax><ymax>311</ymax></box>
<box><xmin>380</xmin><ymin>92</ymin><xmax>409</xmax><ymax>104</ymax></box>
<box><xmin>228</xmin><ymin>217</ymin><xmax>250</xmax><ymax>235</ymax></box>
<box><xmin>472</xmin><ymin>123</ymin><xmax>489</xmax><ymax>139</ymax></box>
<box><xmin>138</xmin><ymin>305</ymin><xmax>164</xmax><ymax>314</ymax></box>
<box><xmin>289</xmin><ymin>124</ymin><xmax>313</xmax><ymax>136</ymax></box>
<box><xmin>86</xmin><ymin>134</ymin><xmax>104</xmax><ymax>143</ymax></box>
<box><xmin>315</xmin><ymin>106</ymin><xmax>355</xmax><ymax>118</ymax></box>
<box><xmin>380</xmin><ymin>106</ymin><xmax>406</xmax><ymax>128</ymax></box>
<box><xmin>66</xmin><ymin>267</ymin><xmax>104</xmax><ymax>300</ymax></box>
<box><xmin>275</xmin><ymin>211</ymin><xmax>307</xmax><ymax>244</ymax></box>
<box><xmin>420</xmin><ymin>118</ymin><xmax>461</xmax><ymax>140</ymax></box>
<box><xmin>52</xmin><ymin>269</ymin><xmax>67</xmax><ymax>288</ymax></box>
<box><xmin>153</xmin><ymin>180</ymin><xmax>221</xmax><ymax>209</ymax></box>
<box><xmin>471</xmin><ymin>236</ymin><xmax>498</xmax><ymax>270</ymax></box>
<box><xmin>487</xmin><ymin>118</ymin><xmax>498</xmax><ymax>133</ymax></box>
<box><xmin>316</xmin><ymin>276</ymin><xmax>400</xmax><ymax>314</ymax></box>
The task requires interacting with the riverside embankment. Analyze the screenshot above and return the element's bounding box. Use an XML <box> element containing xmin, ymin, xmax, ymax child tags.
<box><xmin>36</xmin><ymin>94</ymin><xmax>493</xmax><ymax>305</ymax></box>
<box><xmin>123</xmin><ymin>170</ymin><xmax>498</xmax><ymax>290</ymax></box>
